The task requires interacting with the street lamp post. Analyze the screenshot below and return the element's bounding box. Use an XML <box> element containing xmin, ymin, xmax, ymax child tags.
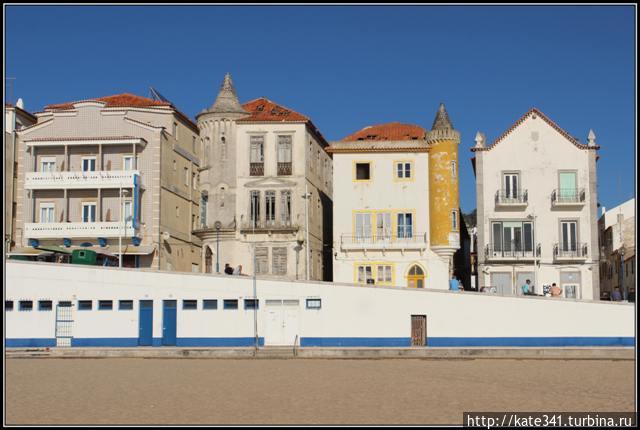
<box><xmin>303</xmin><ymin>183</ymin><xmax>312</xmax><ymax>280</ymax></box>
<box><xmin>620</xmin><ymin>245</ymin><xmax>626</xmax><ymax>300</ymax></box>
<box><xmin>119</xmin><ymin>188</ymin><xmax>130</xmax><ymax>268</ymax></box>
<box><xmin>527</xmin><ymin>213</ymin><xmax>538</xmax><ymax>295</ymax></box>
<box><xmin>214</xmin><ymin>221</ymin><xmax>222</xmax><ymax>274</ymax></box>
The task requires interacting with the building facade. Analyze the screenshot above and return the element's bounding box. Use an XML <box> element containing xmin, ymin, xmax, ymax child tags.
<box><xmin>598</xmin><ymin>198</ymin><xmax>635</xmax><ymax>300</ymax></box>
<box><xmin>472</xmin><ymin>108</ymin><xmax>600</xmax><ymax>300</ymax></box>
<box><xmin>5</xmin><ymin>99</ymin><xmax>37</xmax><ymax>255</ymax></box>
<box><xmin>328</xmin><ymin>104</ymin><xmax>460</xmax><ymax>290</ymax></box>
<box><xmin>12</xmin><ymin>94</ymin><xmax>202</xmax><ymax>272</ymax></box>
<box><xmin>195</xmin><ymin>74</ymin><xmax>333</xmax><ymax>280</ymax></box>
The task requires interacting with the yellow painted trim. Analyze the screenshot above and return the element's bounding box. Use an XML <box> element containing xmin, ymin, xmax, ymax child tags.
<box><xmin>405</xmin><ymin>261</ymin><xmax>427</xmax><ymax>288</ymax></box>
<box><xmin>353</xmin><ymin>261</ymin><xmax>396</xmax><ymax>286</ymax></box>
<box><xmin>392</xmin><ymin>159</ymin><xmax>415</xmax><ymax>182</ymax></box>
<box><xmin>352</xmin><ymin>209</ymin><xmax>418</xmax><ymax>239</ymax></box>
<box><xmin>352</xmin><ymin>160</ymin><xmax>373</xmax><ymax>182</ymax></box>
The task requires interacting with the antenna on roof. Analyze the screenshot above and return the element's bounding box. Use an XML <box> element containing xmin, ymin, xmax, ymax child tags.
<box><xmin>149</xmin><ymin>87</ymin><xmax>171</xmax><ymax>103</ymax></box>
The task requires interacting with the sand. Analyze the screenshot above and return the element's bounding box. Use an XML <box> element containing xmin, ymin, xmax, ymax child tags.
<box><xmin>5</xmin><ymin>358</ymin><xmax>635</xmax><ymax>425</ymax></box>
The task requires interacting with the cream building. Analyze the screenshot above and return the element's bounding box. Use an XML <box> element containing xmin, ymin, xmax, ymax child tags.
<box><xmin>12</xmin><ymin>93</ymin><xmax>202</xmax><ymax>271</ymax></box>
<box><xmin>328</xmin><ymin>104</ymin><xmax>460</xmax><ymax>290</ymax></box>
<box><xmin>472</xmin><ymin>108</ymin><xmax>600</xmax><ymax>300</ymax></box>
<box><xmin>5</xmin><ymin>99</ymin><xmax>37</xmax><ymax>255</ymax></box>
<box><xmin>194</xmin><ymin>74</ymin><xmax>333</xmax><ymax>280</ymax></box>
<box><xmin>598</xmin><ymin>198</ymin><xmax>635</xmax><ymax>300</ymax></box>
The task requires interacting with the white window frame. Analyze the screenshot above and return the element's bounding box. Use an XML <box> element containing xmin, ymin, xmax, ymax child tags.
<box><xmin>40</xmin><ymin>157</ymin><xmax>56</xmax><ymax>173</ymax></box>
<box><xmin>277</xmin><ymin>135</ymin><xmax>293</xmax><ymax>163</ymax></box>
<box><xmin>82</xmin><ymin>202</ymin><xmax>97</xmax><ymax>223</ymax></box>
<box><xmin>184</xmin><ymin>167</ymin><xmax>189</xmax><ymax>186</ymax></box>
<box><xmin>81</xmin><ymin>156</ymin><xmax>97</xmax><ymax>172</ymax></box>
<box><xmin>39</xmin><ymin>202</ymin><xmax>55</xmax><ymax>223</ymax></box>
<box><xmin>396</xmin><ymin>162</ymin><xmax>412</xmax><ymax>179</ymax></box>
<box><xmin>250</xmin><ymin>135</ymin><xmax>265</xmax><ymax>163</ymax></box>
<box><xmin>123</xmin><ymin>200</ymin><xmax>133</xmax><ymax>223</ymax></box>
<box><xmin>357</xmin><ymin>265</ymin><xmax>373</xmax><ymax>284</ymax></box>
<box><xmin>123</xmin><ymin>155</ymin><xmax>134</xmax><ymax>171</ymax></box>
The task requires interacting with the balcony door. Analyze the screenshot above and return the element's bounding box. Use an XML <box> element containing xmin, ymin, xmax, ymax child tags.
<box><xmin>559</xmin><ymin>172</ymin><xmax>577</xmax><ymax>200</ymax></box>
<box><xmin>40</xmin><ymin>157</ymin><xmax>56</xmax><ymax>173</ymax></box>
<box><xmin>355</xmin><ymin>213</ymin><xmax>372</xmax><ymax>242</ymax></box>
<box><xmin>561</xmin><ymin>221</ymin><xmax>578</xmax><ymax>252</ymax></box>
<box><xmin>491</xmin><ymin>221</ymin><xmax>534</xmax><ymax>256</ymax></box>
<box><xmin>82</xmin><ymin>157</ymin><xmax>96</xmax><ymax>172</ymax></box>
<box><xmin>502</xmin><ymin>222</ymin><xmax>523</xmax><ymax>255</ymax></box>
<box><xmin>376</xmin><ymin>212</ymin><xmax>392</xmax><ymax>241</ymax></box>
<box><xmin>397</xmin><ymin>213</ymin><xmax>413</xmax><ymax>239</ymax></box>
<box><xmin>82</xmin><ymin>202</ymin><xmax>97</xmax><ymax>223</ymax></box>
<box><xmin>39</xmin><ymin>203</ymin><xmax>55</xmax><ymax>223</ymax></box>
<box><xmin>503</xmin><ymin>173</ymin><xmax>519</xmax><ymax>200</ymax></box>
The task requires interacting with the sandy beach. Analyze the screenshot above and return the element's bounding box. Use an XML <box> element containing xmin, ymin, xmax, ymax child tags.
<box><xmin>5</xmin><ymin>358</ymin><xmax>635</xmax><ymax>425</ymax></box>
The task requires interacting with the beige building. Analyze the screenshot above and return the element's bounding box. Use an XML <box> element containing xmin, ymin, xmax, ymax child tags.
<box><xmin>472</xmin><ymin>108</ymin><xmax>600</xmax><ymax>300</ymax></box>
<box><xmin>5</xmin><ymin>99</ymin><xmax>37</xmax><ymax>254</ymax></box>
<box><xmin>194</xmin><ymin>74</ymin><xmax>333</xmax><ymax>280</ymax></box>
<box><xmin>598</xmin><ymin>198</ymin><xmax>635</xmax><ymax>300</ymax></box>
<box><xmin>12</xmin><ymin>93</ymin><xmax>202</xmax><ymax>271</ymax></box>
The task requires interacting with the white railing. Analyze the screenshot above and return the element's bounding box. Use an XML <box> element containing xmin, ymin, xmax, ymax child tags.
<box><xmin>25</xmin><ymin>170</ymin><xmax>140</xmax><ymax>190</ymax></box>
<box><xmin>24</xmin><ymin>222</ymin><xmax>135</xmax><ymax>238</ymax></box>
<box><xmin>340</xmin><ymin>233</ymin><xmax>428</xmax><ymax>250</ymax></box>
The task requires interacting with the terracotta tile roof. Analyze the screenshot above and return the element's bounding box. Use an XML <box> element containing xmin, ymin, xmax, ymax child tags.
<box><xmin>237</xmin><ymin>97</ymin><xmax>309</xmax><ymax>122</ymax></box>
<box><xmin>342</xmin><ymin>122</ymin><xmax>426</xmax><ymax>142</ymax></box>
<box><xmin>45</xmin><ymin>93</ymin><xmax>171</xmax><ymax>110</ymax></box>
<box><xmin>471</xmin><ymin>107</ymin><xmax>599</xmax><ymax>152</ymax></box>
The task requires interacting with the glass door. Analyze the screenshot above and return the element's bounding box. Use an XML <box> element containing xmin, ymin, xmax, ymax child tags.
<box><xmin>82</xmin><ymin>203</ymin><xmax>97</xmax><ymax>223</ymax></box>
<box><xmin>397</xmin><ymin>213</ymin><xmax>413</xmax><ymax>239</ymax></box>
<box><xmin>376</xmin><ymin>212</ymin><xmax>392</xmax><ymax>243</ymax></box>
<box><xmin>503</xmin><ymin>173</ymin><xmax>519</xmax><ymax>200</ymax></box>
<box><xmin>355</xmin><ymin>213</ymin><xmax>372</xmax><ymax>243</ymax></box>
<box><xmin>559</xmin><ymin>172</ymin><xmax>577</xmax><ymax>201</ymax></box>
<box><xmin>561</xmin><ymin>221</ymin><xmax>578</xmax><ymax>253</ymax></box>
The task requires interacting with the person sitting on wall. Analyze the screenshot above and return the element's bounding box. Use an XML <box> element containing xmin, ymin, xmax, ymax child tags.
<box><xmin>522</xmin><ymin>279</ymin><xmax>533</xmax><ymax>295</ymax></box>
<box><xmin>550</xmin><ymin>283</ymin><xmax>562</xmax><ymax>297</ymax></box>
<box><xmin>224</xmin><ymin>263</ymin><xmax>234</xmax><ymax>275</ymax></box>
<box><xmin>233</xmin><ymin>265</ymin><xmax>243</xmax><ymax>275</ymax></box>
<box><xmin>449</xmin><ymin>275</ymin><xmax>460</xmax><ymax>292</ymax></box>
<box><xmin>611</xmin><ymin>287</ymin><xmax>622</xmax><ymax>301</ymax></box>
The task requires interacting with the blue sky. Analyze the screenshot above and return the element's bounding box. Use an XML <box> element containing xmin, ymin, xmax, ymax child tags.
<box><xmin>5</xmin><ymin>5</ymin><xmax>636</xmax><ymax>213</ymax></box>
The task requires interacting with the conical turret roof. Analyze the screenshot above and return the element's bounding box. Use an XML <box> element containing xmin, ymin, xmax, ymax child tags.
<box><xmin>207</xmin><ymin>73</ymin><xmax>247</xmax><ymax>114</ymax></box>
<box><xmin>431</xmin><ymin>103</ymin><xmax>454</xmax><ymax>131</ymax></box>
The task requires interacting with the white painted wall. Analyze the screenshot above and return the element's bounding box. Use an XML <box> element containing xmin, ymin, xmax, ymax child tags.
<box><xmin>6</xmin><ymin>261</ymin><xmax>633</xmax><ymax>345</ymax></box>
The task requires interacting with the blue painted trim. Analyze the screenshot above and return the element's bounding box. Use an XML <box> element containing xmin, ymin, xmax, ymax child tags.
<box><xmin>176</xmin><ymin>337</ymin><xmax>265</xmax><ymax>347</ymax></box>
<box><xmin>301</xmin><ymin>337</ymin><xmax>412</xmax><ymax>347</ymax></box>
<box><xmin>427</xmin><ymin>337</ymin><xmax>636</xmax><ymax>347</ymax></box>
<box><xmin>71</xmin><ymin>338</ymin><xmax>139</xmax><ymax>347</ymax></box>
<box><xmin>152</xmin><ymin>338</ymin><xmax>163</xmax><ymax>347</ymax></box>
<box><xmin>6</xmin><ymin>338</ymin><xmax>56</xmax><ymax>347</ymax></box>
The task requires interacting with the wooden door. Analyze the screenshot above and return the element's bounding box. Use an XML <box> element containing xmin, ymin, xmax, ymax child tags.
<box><xmin>411</xmin><ymin>315</ymin><xmax>426</xmax><ymax>346</ymax></box>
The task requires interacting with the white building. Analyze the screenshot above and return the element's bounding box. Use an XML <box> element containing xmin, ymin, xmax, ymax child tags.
<box><xmin>328</xmin><ymin>104</ymin><xmax>460</xmax><ymax>290</ymax></box>
<box><xmin>472</xmin><ymin>108</ymin><xmax>600</xmax><ymax>300</ymax></box>
<box><xmin>598</xmin><ymin>198</ymin><xmax>635</xmax><ymax>300</ymax></box>
<box><xmin>195</xmin><ymin>74</ymin><xmax>333</xmax><ymax>281</ymax></box>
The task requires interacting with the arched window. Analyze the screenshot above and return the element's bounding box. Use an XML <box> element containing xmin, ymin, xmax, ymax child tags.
<box><xmin>407</xmin><ymin>265</ymin><xmax>425</xmax><ymax>289</ymax></box>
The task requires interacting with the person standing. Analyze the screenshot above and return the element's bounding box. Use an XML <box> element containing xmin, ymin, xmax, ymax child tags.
<box><xmin>522</xmin><ymin>279</ymin><xmax>532</xmax><ymax>295</ymax></box>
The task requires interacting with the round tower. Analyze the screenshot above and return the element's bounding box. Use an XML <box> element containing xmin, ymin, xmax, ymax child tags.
<box><xmin>196</xmin><ymin>73</ymin><xmax>248</xmax><ymax>230</ymax></box>
<box><xmin>426</xmin><ymin>103</ymin><xmax>461</xmax><ymax>275</ymax></box>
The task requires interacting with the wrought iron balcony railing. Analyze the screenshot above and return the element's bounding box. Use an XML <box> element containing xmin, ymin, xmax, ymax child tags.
<box><xmin>277</xmin><ymin>162</ymin><xmax>292</xmax><ymax>176</ymax></box>
<box><xmin>240</xmin><ymin>219</ymin><xmax>298</xmax><ymax>232</ymax></box>
<box><xmin>553</xmin><ymin>243</ymin><xmax>588</xmax><ymax>259</ymax></box>
<box><xmin>485</xmin><ymin>242</ymin><xmax>541</xmax><ymax>259</ymax></box>
<box><xmin>249</xmin><ymin>162</ymin><xmax>264</xmax><ymax>176</ymax></box>
<box><xmin>495</xmin><ymin>189</ymin><xmax>528</xmax><ymax>205</ymax></box>
<box><xmin>551</xmin><ymin>188</ymin><xmax>586</xmax><ymax>205</ymax></box>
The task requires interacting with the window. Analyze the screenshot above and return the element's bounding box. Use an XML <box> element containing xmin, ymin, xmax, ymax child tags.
<box><xmin>173</xmin><ymin>160</ymin><xmax>177</xmax><ymax>171</ymax></box>
<box><xmin>82</xmin><ymin>202</ymin><xmax>97</xmax><ymax>223</ymax></box>
<box><xmin>355</xmin><ymin>213</ymin><xmax>372</xmax><ymax>240</ymax></box>
<box><xmin>123</xmin><ymin>156</ymin><xmax>134</xmax><ymax>171</ymax></box>
<box><xmin>19</xmin><ymin>301</ymin><xmax>33</xmax><ymax>311</ymax></box>
<box><xmin>223</xmin><ymin>299</ymin><xmax>238</xmax><ymax>310</ymax></box>
<box><xmin>184</xmin><ymin>167</ymin><xmax>189</xmax><ymax>186</ymax></box>
<box><xmin>6</xmin><ymin>301</ymin><xmax>14</xmax><ymax>311</ymax></box>
<box><xmin>561</xmin><ymin>221</ymin><xmax>578</xmax><ymax>252</ymax></box>
<box><xmin>306</xmin><ymin>298</ymin><xmax>322</xmax><ymax>309</ymax></box>
<box><xmin>203</xmin><ymin>299</ymin><xmax>218</xmax><ymax>310</ymax></box>
<box><xmin>559</xmin><ymin>171</ymin><xmax>578</xmax><ymax>201</ymax></box>
<box><xmin>377</xmin><ymin>265</ymin><xmax>393</xmax><ymax>284</ymax></box>
<box><xmin>250</xmin><ymin>191</ymin><xmax>260</xmax><ymax>226</ymax></box>
<box><xmin>407</xmin><ymin>265</ymin><xmax>425</xmax><ymax>288</ymax></box>
<box><xmin>78</xmin><ymin>300</ymin><xmax>92</xmax><ymax>310</ymax></box>
<box><xmin>272</xmin><ymin>247</ymin><xmax>288</xmax><ymax>275</ymax></box>
<box><xmin>491</xmin><ymin>221</ymin><xmax>534</xmax><ymax>255</ymax></box>
<box><xmin>40</xmin><ymin>157</ymin><xmax>56</xmax><ymax>172</ymax></box>
<box><xmin>503</xmin><ymin>173</ymin><xmax>519</xmax><ymax>200</ymax></box>
<box><xmin>396</xmin><ymin>162</ymin><xmax>412</xmax><ymax>179</ymax></box>
<box><xmin>176</xmin><ymin>206</ymin><xmax>180</xmax><ymax>217</ymax></box>
<box><xmin>82</xmin><ymin>157</ymin><xmax>96</xmax><ymax>172</ymax></box>
<box><xmin>355</xmin><ymin>163</ymin><xmax>371</xmax><ymax>180</ymax></box>
<box><xmin>265</xmin><ymin>191</ymin><xmax>276</xmax><ymax>225</ymax></box>
<box><xmin>357</xmin><ymin>265</ymin><xmax>374</xmax><ymax>284</ymax></box>
<box><xmin>397</xmin><ymin>213</ymin><xmax>413</xmax><ymax>238</ymax></box>
<box><xmin>98</xmin><ymin>300</ymin><xmax>113</xmax><ymax>310</ymax></box>
<box><xmin>119</xmin><ymin>300</ymin><xmax>133</xmax><ymax>310</ymax></box>
<box><xmin>244</xmin><ymin>299</ymin><xmax>259</xmax><ymax>310</ymax></box>
<box><xmin>451</xmin><ymin>209</ymin><xmax>458</xmax><ymax>230</ymax></box>
<box><xmin>280</xmin><ymin>191</ymin><xmax>292</xmax><ymax>225</ymax></box>
<box><xmin>192</xmin><ymin>135</ymin><xmax>196</xmax><ymax>153</ymax></box>
<box><xmin>38</xmin><ymin>300</ymin><xmax>53</xmax><ymax>311</ymax></box>
<box><xmin>277</xmin><ymin>135</ymin><xmax>292</xmax><ymax>171</ymax></box>
<box><xmin>250</xmin><ymin>135</ymin><xmax>264</xmax><ymax>163</ymax></box>
<box><xmin>192</xmin><ymin>173</ymin><xmax>197</xmax><ymax>190</ymax></box>
<box><xmin>200</xmin><ymin>194</ymin><xmax>208</xmax><ymax>227</ymax></box>
<box><xmin>376</xmin><ymin>212</ymin><xmax>392</xmax><ymax>240</ymax></box>
<box><xmin>255</xmin><ymin>247</ymin><xmax>269</xmax><ymax>275</ymax></box>
<box><xmin>183</xmin><ymin>300</ymin><xmax>198</xmax><ymax>310</ymax></box>
<box><xmin>39</xmin><ymin>203</ymin><xmax>55</xmax><ymax>223</ymax></box>
<box><xmin>173</xmin><ymin>122</ymin><xmax>178</xmax><ymax>138</ymax></box>
<box><xmin>451</xmin><ymin>160</ymin><xmax>457</xmax><ymax>178</ymax></box>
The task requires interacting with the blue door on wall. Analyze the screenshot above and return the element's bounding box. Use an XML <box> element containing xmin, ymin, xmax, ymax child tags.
<box><xmin>138</xmin><ymin>300</ymin><xmax>153</xmax><ymax>346</ymax></box>
<box><xmin>162</xmin><ymin>300</ymin><xmax>177</xmax><ymax>346</ymax></box>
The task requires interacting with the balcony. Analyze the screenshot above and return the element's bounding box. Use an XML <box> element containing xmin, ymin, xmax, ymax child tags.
<box><xmin>25</xmin><ymin>170</ymin><xmax>140</xmax><ymax>190</ymax></box>
<box><xmin>485</xmin><ymin>242</ymin><xmax>541</xmax><ymax>261</ymax></box>
<box><xmin>24</xmin><ymin>222</ymin><xmax>136</xmax><ymax>239</ymax></box>
<box><xmin>250</xmin><ymin>163</ymin><xmax>264</xmax><ymax>176</ymax></box>
<box><xmin>553</xmin><ymin>243</ymin><xmax>588</xmax><ymax>261</ymax></box>
<box><xmin>277</xmin><ymin>162</ymin><xmax>292</xmax><ymax>176</ymax></box>
<box><xmin>551</xmin><ymin>188</ymin><xmax>586</xmax><ymax>207</ymax></box>
<box><xmin>340</xmin><ymin>233</ymin><xmax>428</xmax><ymax>251</ymax></box>
<box><xmin>240</xmin><ymin>220</ymin><xmax>299</xmax><ymax>233</ymax></box>
<box><xmin>495</xmin><ymin>189</ymin><xmax>528</xmax><ymax>208</ymax></box>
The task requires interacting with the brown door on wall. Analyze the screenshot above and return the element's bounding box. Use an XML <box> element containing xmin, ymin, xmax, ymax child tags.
<box><xmin>411</xmin><ymin>315</ymin><xmax>427</xmax><ymax>346</ymax></box>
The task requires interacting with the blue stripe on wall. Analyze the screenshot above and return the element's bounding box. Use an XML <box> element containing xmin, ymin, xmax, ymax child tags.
<box><xmin>71</xmin><ymin>338</ymin><xmax>139</xmax><ymax>347</ymax></box>
<box><xmin>301</xmin><ymin>337</ymin><xmax>412</xmax><ymax>347</ymax></box>
<box><xmin>5</xmin><ymin>338</ymin><xmax>56</xmax><ymax>348</ymax></box>
<box><xmin>177</xmin><ymin>337</ymin><xmax>265</xmax><ymax>347</ymax></box>
<box><xmin>427</xmin><ymin>337</ymin><xmax>636</xmax><ymax>347</ymax></box>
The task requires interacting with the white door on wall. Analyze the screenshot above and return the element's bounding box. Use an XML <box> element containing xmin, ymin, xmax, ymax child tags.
<box><xmin>282</xmin><ymin>300</ymin><xmax>300</xmax><ymax>345</ymax></box>
<box><xmin>264</xmin><ymin>299</ymin><xmax>300</xmax><ymax>346</ymax></box>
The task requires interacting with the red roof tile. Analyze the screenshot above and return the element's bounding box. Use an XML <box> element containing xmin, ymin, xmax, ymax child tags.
<box><xmin>45</xmin><ymin>93</ymin><xmax>171</xmax><ymax>110</ymax></box>
<box><xmin>342</xmin><ymin>122</ymin><xmax>426</xmax><ymax>142</ymax></box>
<box><xmin>238</xmin><ymin>98</ymin><xmax>309</xmax><ymax>122</ymax></box>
